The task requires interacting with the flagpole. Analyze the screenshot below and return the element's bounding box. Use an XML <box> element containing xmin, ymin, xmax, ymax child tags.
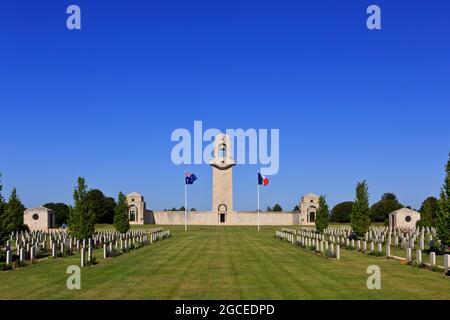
<box><xmin>185</xmin><ymin>171</ymin><xmax>187</xmax><ymax>231</ymax></box>
<box><xmin>257</xmin><ymin>171</ymin><xmax>260</xmax><ymax>232</ymax></box>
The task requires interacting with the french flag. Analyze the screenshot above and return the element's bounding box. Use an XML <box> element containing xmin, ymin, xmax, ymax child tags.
<box><xmin>258</xmin><ymin>173</ymin><xmax>269</xmax><ymax>186</ymax></box>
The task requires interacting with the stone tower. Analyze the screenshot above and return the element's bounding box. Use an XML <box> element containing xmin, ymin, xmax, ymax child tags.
<box><xmin>209</xmin><ymin>133</ymin><xmax>236</xmax><ymax>223</ymax></box>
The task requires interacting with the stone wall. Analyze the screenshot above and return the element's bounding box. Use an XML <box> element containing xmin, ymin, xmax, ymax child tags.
<box><xmin>152</xmin><ymin>211</ymin><xmax>299</xmax><ymax>226</ymax></box>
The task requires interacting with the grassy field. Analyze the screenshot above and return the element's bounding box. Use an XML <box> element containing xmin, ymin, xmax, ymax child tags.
<box><xmin>1</xmin><ymin>225</ymin><xmax>450</xmax><ymax>300</ymax></box>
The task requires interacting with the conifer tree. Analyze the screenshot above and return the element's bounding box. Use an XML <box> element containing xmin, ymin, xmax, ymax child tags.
<box><xmin>350</xmin><ymin>180</ymin><xmax>371</xmax><ymax>238</ymax></box>
<box><xmin>2</xmin><ymin>188</ymin><xmax>26</xmax><ymax>233</ymax></box>
<box><xmin>435</xmin><ymin>153</ymin><xmax>450</xmax><ymax>247</ymax></box>
<box><xmin>0</xmin><ymin>173</ymin><xmax>6</xmax><ymax>242</ymax></box>
<box><xmin>68</xmin><ymin>177</ymin><xmax>96</xmax><ymax>239</ymax></box>
<box><xmin>315</xmin><ymin>195</ymin><xmax>329</xmax><ymax>233</ymax></box>
<box><xmin>114</xmin><ymin>192</ymin><xmax>130</xmax><ymax>233</ymax></box>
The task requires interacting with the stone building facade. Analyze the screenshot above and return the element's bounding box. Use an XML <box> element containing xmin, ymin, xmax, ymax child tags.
<box><xmin>389</xmin><ymin>208</ymin><xmax>421</xmax><ymax>229</ymax></box>
<box><xmin>24</xmin><ymin>206</ymin><xmax>55</xmax><ymax>231</ymax></box>
<box><xmin>126</xmin><ymin>192</ymin><xmax>153</xmax><ymax>225</ymax></box>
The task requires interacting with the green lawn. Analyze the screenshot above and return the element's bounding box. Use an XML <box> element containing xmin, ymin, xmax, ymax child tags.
<box><xmin>1</xmin><ymin>225</ymin><xmax>449</xmax><ymax>300</ymax></box>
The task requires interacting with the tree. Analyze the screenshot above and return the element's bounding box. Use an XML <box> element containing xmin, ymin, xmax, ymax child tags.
<box><xmin>418</xmin><ymin>197</ymin><xmax>439</xmax><ymax>227</ymax></box>
<box><xmin>114</xmin><ymin>192</ymin><xmax>130</xmax><ymax>233</ymax></box>
<box><xmin>43</xmin><ymin>203</ymin><xmax>70</xmax><ymax>226</ymax></box>
<box><xmin>272</xmin><ymin>204</ymin><xmax>283</xmax><ymax>212</ymax></box>
<box><xmin>369</xmin><ymin>193</ymin><xmax>403</xmax><ymax>222</ymax></box>
<box><xmin>292</xmin><ymin>205</ymin><xmax>300</xmax><ymax>212</ymax></box>
<box><xmin>0</xmin><ymin>173</ymin><xmax>6</xmax><ymax>242</ymax></box>
<box><xmin>330</xmin><ymin>201</ymin><xmax>354</xmax><ymax>223</ymax></box>
<box><xmin>85</xmin><ymin>189</ymin><xmax>116</xmax><ymax>224</ymax></box>
<box><xmin>350</xmin><ymin>181</ymin><xmax>371</xmax><ymax>238</ymax></box>
<box><xmin>266</xmin><ymin>206</ymin><xmax>272</xmax><ymax>212</ymax></box>
<box><xmin>315</xmin><ymin>195</ymin><xmax>329</xmax><ymax>233</ymax></box>
<box><xmin>381</xmin><ymin>192</ymin><xmax>398</xmax><ymax>202</ymax></box>
<box><xmin>68</xmin><ymin>177</ymin><xmax>96</xmax><ymax>240</ymax></box>
<box><xmin>435</xmin><ymin>153</ymin><xmax>450</xmax><ymax>247</ymax></box>
<box><xmin>2</xmin><ymin>188</ymin><xmax>26</xmax><ymax>233</ymax></box>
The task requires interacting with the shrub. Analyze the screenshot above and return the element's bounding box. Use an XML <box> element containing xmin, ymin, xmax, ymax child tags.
<box><xmin>86</xmin><ymin>256</ymin><xmax>98</xmax><ymax>266</ymax></box>
<box><xmin>0</xmin><ymin>262</ymin><xmax>13</xmax><ymax>271</ymax></box>
<box><xmin>368</xmin><ymin>251</ymin><xmax>385</xmax><ymax>257</ymax></box>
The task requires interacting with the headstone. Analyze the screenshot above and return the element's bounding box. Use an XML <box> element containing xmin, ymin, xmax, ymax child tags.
<box><xmin>30</xmin><ymin>247</ymin><xmax>35</xmax><ymax>262</ymax></box>
<box><xmin>444</xmin><ymin>254</ymin><xmax>449</xmax><ymax>274</ymax></box>
<box><xmin>377</xmin><ymin>242</ymin><xmax>382</xmax><ymax>252</ymax></box>
<box><xmin>81</xmin><ymin>247</ymin><xmax>85</xmax><ymax>267</ymax></box>
<box><xmin>416</xmin><ymin>249</ymin><xmax>422</xmax><ymax>264</ymax></box>
<box><xmin>406</xmin><ymin>248</ymin><xmax>412</xmax><ymax>262</ymax></box>
<box><xmin>103</xmin><ymin>244</ymin><xmax>107</xmax><ymax>259</ymax></box>
<box><xmin>336</xmin><ymin>245</ymin><xmax>340</xmax><ymax>260</ymax></box>
<box><xmin>6</xmin><ymin>250</ymin><xmax>12</xmax><ymax>265</ymax></box>
<box><xmin>88</xmin><ymin>246</ymin><xmax>92</xmax><ymax>262</ymax></box>
<box><xmin>430</xmin><ymin>252</ymin><xmax>436</xmax><ymax>266</ymax></box>
<box><xmin>386</xmin><ymin>245</ymin><xmax>391</xmax><ymax>257</ymax></box>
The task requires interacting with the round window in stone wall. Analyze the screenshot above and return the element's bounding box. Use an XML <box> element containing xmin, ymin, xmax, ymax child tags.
<box><xmin>405</xmin><ymin>215</ymin><xmax>412</xmax><ymax>223</ymax></box>
<box><xmin>32</xmin><ymin>214</ymin><xmax>39</xmax><ymax>220</ymax></box>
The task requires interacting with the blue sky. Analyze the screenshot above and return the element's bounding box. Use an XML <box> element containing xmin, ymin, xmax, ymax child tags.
<box><xmin>0</xmin><ymin>0</ymin><xmax>449</xmax><ymax>211</ymax></box>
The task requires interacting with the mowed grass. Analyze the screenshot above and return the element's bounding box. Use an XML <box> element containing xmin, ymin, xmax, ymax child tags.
<box><xmin>1</xmin><ymin>225</ymin><xmax>450</xmax><ymax>300</ymax></box>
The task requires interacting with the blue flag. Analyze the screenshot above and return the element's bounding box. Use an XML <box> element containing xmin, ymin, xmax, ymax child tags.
<box><xmin>185</xmin><ymin>172</ymin><xmax>198</xmax><ymax>185</ymax></box>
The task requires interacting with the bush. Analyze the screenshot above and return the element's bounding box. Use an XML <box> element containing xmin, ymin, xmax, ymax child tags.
<box><xmin>367</xmin><ymin>251</ymin><xmax>385</xmax><ymax>257</ymax></box>
<box><xmin>13</xmin><ymin>260</ymin><xmax>28</xmax><ymax>269</ymax></box>
<box><xmin>0</xmin><ymin>262</ymin><xmax>13</xmax><ymax>271</ymax></box>
<box><xmin>325</xmin><ymin>250</ymin><xmax>336</xmax><ymax>258</ymax></box>
<box><xmin>86</xmin><ymin>256</ymin><xmax>98</xmax><ymax>266</ymax></box>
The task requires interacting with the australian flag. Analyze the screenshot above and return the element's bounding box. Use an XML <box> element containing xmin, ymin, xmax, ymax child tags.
<box><xmin>185</xmin><ymin>172</ymin><xmax>198</xmax><ymax>185</ymax></box>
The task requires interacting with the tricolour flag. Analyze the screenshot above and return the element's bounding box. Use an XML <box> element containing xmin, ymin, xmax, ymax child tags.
<box><xmin>258</xmin><ymin>173</ymin><xmax>269</xmax><ymax>186</ymax></box>
<box><xmin>185</xmin><ymin>172</ymin><xmax>198</xmax><ymax>185</ymax></box>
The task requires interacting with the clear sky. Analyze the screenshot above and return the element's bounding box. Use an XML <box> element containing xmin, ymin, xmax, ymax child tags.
<box><xmin>1</xmin><ymin>0</ymin><xmax>449</xmax><ymax>211</ymax></box>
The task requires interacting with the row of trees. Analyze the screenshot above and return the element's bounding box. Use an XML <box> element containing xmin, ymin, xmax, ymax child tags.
<box><xmin>0</xmin><ymin>174</ymin><xmax>28</xmax><ymax>243</ymax></box>
<box><xmin>313</xmin><ymin>153</ymin><xmax>450</xmax><ymax>249</ymax></box>
<box><xmin>329</xmin><ymin>192</ymin><xmax>403</xmax><ymax>224</ymax></box>
<box><xmin>67</xmin><ymin>177</ymin><xmax>130</xmax><ymax>239</ymax></box>
<box><xmin>45</xmin><ymin>189</ymin><xmax>117</xmax><ymax>227</ymax></box>
<box><xmin>349</xmin><ymin>154</ymin><xmax>450</xmax><ymax>247</ymax></box>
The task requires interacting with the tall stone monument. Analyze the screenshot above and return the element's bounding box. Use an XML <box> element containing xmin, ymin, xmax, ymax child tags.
<box><xmin>209</xmin><ymin>133</ymin><xmax>236</xmax><ymax>223</ymax></box>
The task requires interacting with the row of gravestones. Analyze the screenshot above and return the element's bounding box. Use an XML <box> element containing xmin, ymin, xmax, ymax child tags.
<box><xmin>1</xmin><ymin>228</ymin><xmax>169</xmax><ymax>269</ymax></box>
<box><xmin>282</xmin><ymin>226</ymin><xmax>440</xmax><ymax>251</ymax></box>
<box><xmin>276</xmin><ymin>229</ymin><xmax>450</xmax><ymax>275</ymax></box>
<box><xmin>81</xmin><ymin>229</ymin><xmax>171</xmax><ymax>267</ymax></box>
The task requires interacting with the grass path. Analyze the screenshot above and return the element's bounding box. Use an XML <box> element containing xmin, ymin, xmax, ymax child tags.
<box><xmin>1</xmin><ymin>226</ymin><xmax>450</xmax><ymax>300</ymax></box>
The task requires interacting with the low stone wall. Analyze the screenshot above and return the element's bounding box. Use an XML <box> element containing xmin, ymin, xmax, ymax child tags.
<box><xmin>152</xmin><ymin>211</ymin><xmax>299</xmax><ymax>226</ymax></box>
